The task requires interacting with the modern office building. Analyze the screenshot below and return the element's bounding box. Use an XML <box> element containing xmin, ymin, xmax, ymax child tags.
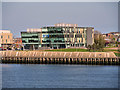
<box><xmin>0</xmin><ymin>30</ymin><xmax>13</xmax><ymax>48</ymax></box>
<box><xmin>21</xmin><ymin>23</ymin><xmax>94</xmax><ymax>50</ymax></box>
<box><xmin>21</xmin><ymin>28</ymin><xmax>42</xmax><ymax>50</ymax></box>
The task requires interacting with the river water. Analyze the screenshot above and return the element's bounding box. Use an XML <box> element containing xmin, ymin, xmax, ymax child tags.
<box><xmin>2</xmin><ymin>64</ymin><xmax>119</xmax><ymax>88</ymax></box>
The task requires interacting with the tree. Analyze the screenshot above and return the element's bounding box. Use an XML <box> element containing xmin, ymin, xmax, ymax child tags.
<box><xmin>94</xmin><ymin>35</ymin><xmax>99</xmax><ymax>45</ymax></box>
<box><xmin>115</xmin><ymin>41</ymin><xmax>118</xmax><ymax>47</ymax></box>
<box><xmin>98</xmin><ymin>35</ymin><xmax>105</xmax><ymax>51</ymax></box>
<box><xmin>94</xmin><ymin>30</ymin><xmax>101</xmax><ymax>35</ymax></box>
<box><xmin>87</xmin><ymin>31</ymin><xmax>105</xmax><ymax>52</ymax></box>
<box><xmin>87</xmin><ymin>45</ymin><xmax>92</xmax><ymax>51</ymax></box>
<box><xmin>91</xmin><ymin>33</ymin><xmax>105</xmax><ymax>51</ymax></box>
<box><xmin>92</xmin><ymin>43</ymin><xmax>96</xmax><ymax>51</ymax></box>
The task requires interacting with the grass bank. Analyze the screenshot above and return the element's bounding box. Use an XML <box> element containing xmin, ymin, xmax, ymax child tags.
<box><xmin>45</xmin><ymin>48</ymin><xmax>88</xmax><ymax>52</ymax></box>
<box><xmin>45</xmin><ymin>48</ymin><xmax>118</xmax><ymax>52</ymax></box>
<box><xmin>114</xmin><ymin>53</ymin><xmax>120</xmax><ymax>57</ymax></box>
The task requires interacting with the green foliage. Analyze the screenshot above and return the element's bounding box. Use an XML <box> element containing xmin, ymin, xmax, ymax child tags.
<box><xmin>45</xmin><ymin>48</ymin><xmax>88</xmax><ymax>52</ymax></box>
<box><xmin>87</xmin><ymin>45</ymin><xmax>92</xmax><ymax>51</ymax></box>
<box><xmin>92</xmin><ymin>43</ymin><xmax>96</xmax><ymax>51</ymax></box>
<box><xmin>114</xmin><ymin>53</ymin><xmax>120</xmax><ymax>57</ymax></box>
<box><xmin>113</xmin><ymin>38</ymin><xmax>115</xmax><ymax>41</ymax></box>
<box><xmin>118</xmin><ymin>49</ymin><xmax>120</xmax><ymax>52</ymax></box>
<box><xmin>87</xmin><ymin>34</ymin><xmax>105</xmax><ymax>51</ymax></box>
<box><xmin>45</xmin><ymin>48</ymin><xmax>117</xmax><ymax>52</ymax></box>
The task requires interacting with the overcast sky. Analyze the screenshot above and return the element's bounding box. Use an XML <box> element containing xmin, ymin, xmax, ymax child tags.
<box><xmin>2</xmin><ymin>2</ymin><xmax>118</xmax><ymax>37</ymax></box>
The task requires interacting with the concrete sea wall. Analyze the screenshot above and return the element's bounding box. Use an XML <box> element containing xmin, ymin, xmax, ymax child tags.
<box><xmin>0</xmin><ymin>51</ymin><xmax>119</xmax><ymax>65</ymax></box>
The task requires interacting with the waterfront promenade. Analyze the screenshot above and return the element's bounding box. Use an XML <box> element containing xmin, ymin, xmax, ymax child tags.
<box><xmin>0</xmin><ymin>51</ymin><xmax>119</xmax><ymax>65</ymax></box>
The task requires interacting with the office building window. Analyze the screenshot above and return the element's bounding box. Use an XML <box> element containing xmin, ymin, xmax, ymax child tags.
<box><xmin>1</xmin><ymin>35</ymin><xmax>3</xmax><ymax>38</ymax></box>
<box><xmin>82</xmin><ymin>38</ymin><xmax>83</xmax><ymax>42</ymax></box>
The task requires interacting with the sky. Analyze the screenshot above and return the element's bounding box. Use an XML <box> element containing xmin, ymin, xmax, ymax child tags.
<box><xmin>2</xmin><ymin>2</ymin><xmax>118</xmax><ymax>37</ymax></box>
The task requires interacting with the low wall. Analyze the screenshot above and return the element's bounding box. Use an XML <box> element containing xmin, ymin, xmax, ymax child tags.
<box><xmin>0</xmin><ymin>51</ymin><xmax>119</xmax><ymax>65</ymax></box>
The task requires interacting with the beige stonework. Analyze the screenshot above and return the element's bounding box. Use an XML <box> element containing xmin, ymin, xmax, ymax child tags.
<box><xmin>0</xmin><ymin>30</ymin><xmax>13</xmax><ymax>45</ymax></box>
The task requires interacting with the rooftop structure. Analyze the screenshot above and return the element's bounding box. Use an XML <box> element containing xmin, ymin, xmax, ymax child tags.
<box><xmin>27</xmin><ymin>28</ymin><xmax>42</xmax><ymax>32</ymax></box>
<box><xmin>55</xmin><ymin>23</ymin><xmax>78</xmax><ymax>27</ymax></box>
<box><xmin>0</xmin><ymin>30</ymin><xmax>11</xmax><ymax>33</ymax></box>
<box><xmin>21</xmin><ymin>23</ymin><xmax>94</xmax><ymax>50</ymax></box>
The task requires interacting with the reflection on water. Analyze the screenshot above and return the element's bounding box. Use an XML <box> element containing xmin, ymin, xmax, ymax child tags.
<box><xmin>2</xmin><ymin>64</ymin><xmax>119</xmax><ymax>88</ymax></box>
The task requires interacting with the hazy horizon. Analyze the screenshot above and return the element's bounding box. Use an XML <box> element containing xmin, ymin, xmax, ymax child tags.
<box><xmin>2</xmin><ymin>2</ymin><xmax>118</xmax><ymax>38</ymax></box>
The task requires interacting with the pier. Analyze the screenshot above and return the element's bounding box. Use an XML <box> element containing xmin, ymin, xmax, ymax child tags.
<box><xmin>0</xmin><ymin>51</ymin><xmax>119</xmax><ymax>65</ymax></box>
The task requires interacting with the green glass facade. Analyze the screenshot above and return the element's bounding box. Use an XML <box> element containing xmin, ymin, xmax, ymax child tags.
<box><xmin>21</xmin><ymin>32</ymin><xmax>41</xmax><ymax>49</ymax></box>
<box><xmin>41</xmin><ymin>27</ymin><xmax>66</xmax><ymax>49</ymax></box>
<box><xmin>21</xmin><ymin>26</ymin><xmax>94</xmax><ymax>50</ymax></box>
